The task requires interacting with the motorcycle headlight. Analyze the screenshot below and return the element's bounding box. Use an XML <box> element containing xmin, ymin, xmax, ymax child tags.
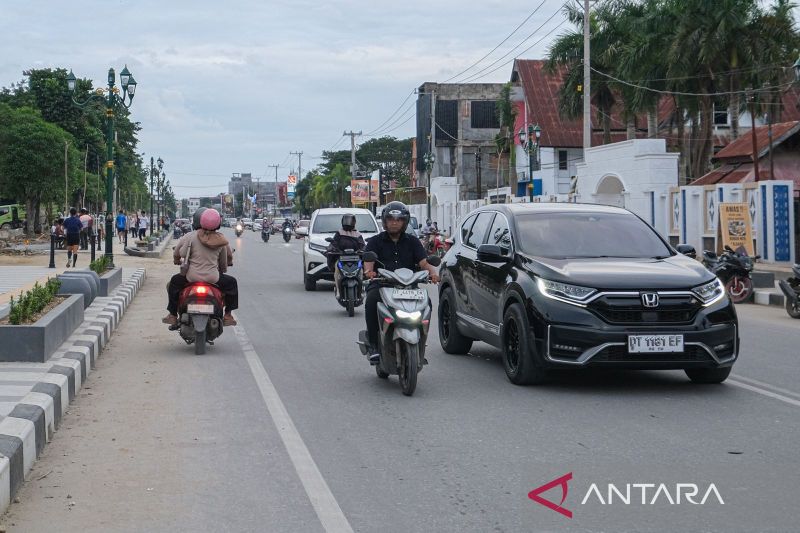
<box><xmin>395</xmin><ymin>310</ymin><xmax>422</xmax><ymax>321</ymax></box>
<box><xmin>692</xmin><ymin>278</ymin><xmax>725</xmax><ymax>306</ymax></box>
<box><xmin>236</xmin><ymin>225</ymin><xmax>242</xmax><ymax>231</ymax></box>
<box><xmin>308</xmin><ymin>242</ymin><xmax>327</xmax><ymax>253</ymax></box>
<box><xmin>536</xmin><ymin>278</ymin><xmax>597</xmax><ymax>306</ymax></box>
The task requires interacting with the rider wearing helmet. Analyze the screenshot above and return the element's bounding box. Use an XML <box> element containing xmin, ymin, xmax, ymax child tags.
<box><xmin>163</xmin><ymin>208</ymin><xmax>239</xmax><ymax>328</ymax></box>
<box><xmin>362</xmin><ymin>201</ymin><xmax>439</xmax><ymax>363</ymax></box>
<box><xmin>325</xmin><ymin>213</ymin><xmax>366</xmax><ymax>297</ymax></box>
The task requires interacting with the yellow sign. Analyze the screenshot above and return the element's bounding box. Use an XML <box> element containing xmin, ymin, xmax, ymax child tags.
<box><xmin>718</xmin><ymin>203</ymin><xmax>754</xmax><ymax>256</ymax></box>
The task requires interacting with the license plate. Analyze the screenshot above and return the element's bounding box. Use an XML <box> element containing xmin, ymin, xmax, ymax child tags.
<box><xmin>628</xmin><ymin>334</ymin><xmax>684</xmax><ymax>353</ymax></box>
<box><xmin>187</xmin><ymin>304</ymin><xmax>214</xmax><ymax>314</ymax></box>
<box><xmin>393</xmin><ymin>289</ymin><xmax>425</xmax><ymax>301</ymax></box>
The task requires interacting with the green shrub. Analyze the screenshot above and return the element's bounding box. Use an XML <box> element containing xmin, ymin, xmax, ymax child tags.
<box><xmin>8</xmin><ymin>278</ymin><xmax>62</xmax><ymax>325</ymax></box>
<box><xmin>89</xmin><ymin>255</ymin><xmax>111</xmax><ymax>275</ymax></box>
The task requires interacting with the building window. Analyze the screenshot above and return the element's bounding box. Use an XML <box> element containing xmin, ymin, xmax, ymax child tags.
<box><xmin>470</xmin><ymin>100</ymin><xmax>500</xmax><ymax>129</ymax></box>
<box><xmin>558</xmin><ymin>150</ymin><xmax>568</xmax><ymax>170</ymax></box>
<box><xmin>713</xmin><ymin>102</ymin><xmax>729</xmax><ymax>126</ymax></box>
<box><xmin>435</xmin><ymin>100</ymin><xmax>458</xmax><ymax>144</ymax></box>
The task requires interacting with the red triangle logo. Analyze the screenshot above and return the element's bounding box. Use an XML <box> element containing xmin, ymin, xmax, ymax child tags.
<box><xmin>528</xmin><ymin>472</ymin><xmax>573</xmax><ymax>519</ymax></box>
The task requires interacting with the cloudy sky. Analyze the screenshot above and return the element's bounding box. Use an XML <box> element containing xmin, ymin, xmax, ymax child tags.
<box><xmin>2</xmin><ymin>0</ymin><xmax>570</xmax><ymax>197</ymax></box>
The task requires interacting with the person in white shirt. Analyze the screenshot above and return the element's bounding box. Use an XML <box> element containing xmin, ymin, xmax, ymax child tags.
<box><xmin>138</xmin><ymin>210</ymin><xmax>149</xmax><ymax>239</ymax></box>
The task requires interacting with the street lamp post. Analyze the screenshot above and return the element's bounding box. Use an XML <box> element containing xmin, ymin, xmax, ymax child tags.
<box><xmin>424</xmin><ymin>151</ymin><xmax>435</xmax><ymax>220</ymax></box>
<box><xmin>518</xmin><ymin>124</ymin><xmax>542</xmax><ymax>202</ymax></box>
<box><xmin>68</xmin><ymin>66</ymin><xmax>136</xmax><ymax>268</ymax></box>
<box><xmin>150</xmin><ymin>157</ymin><xmax>163</xmax><ymax>235</ymax></box>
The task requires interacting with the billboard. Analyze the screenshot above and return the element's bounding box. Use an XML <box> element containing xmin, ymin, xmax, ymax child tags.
<box><xmin>287</xmin><ymin>174</ymin><xmax>297</xmax><ymax>200</ymax></box>
<box><xmin>351</xmin><ymin>180</ymin><xmax>379</xmax><ymax>204</ymax></box>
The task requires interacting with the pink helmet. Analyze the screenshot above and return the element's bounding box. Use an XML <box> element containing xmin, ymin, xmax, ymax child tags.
<box><xmin>199</xmin><ymin>209</ymin><xmax>221</xmax><ymax>231</ymax></box>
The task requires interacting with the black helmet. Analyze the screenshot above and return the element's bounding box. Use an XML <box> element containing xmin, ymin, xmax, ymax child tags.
<box><xmin>341</xmin><ymin>213</ymin><xmax>356</xmax><ymax>231</ymax></box>
<box><xmin>381</xmin><ymin>201</ymin><xmax>410</xmax><ymax>233</ymax></box>
<box><xmin>192</xmin><ymin>207</ymin><xmax>208</xmax><ymax>230</ymax></box>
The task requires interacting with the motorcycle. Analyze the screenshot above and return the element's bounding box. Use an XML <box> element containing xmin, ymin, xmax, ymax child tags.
<box><xmin>357</xmin><ymin>252</ymin><xmax>441</xmax><ymax>396</ymax></box>
<box><xmin>423</xmin><ymin>231</ymin><xmax>445</xmax><ymax>258</ymax></box>
<box><xmin>282</xmin><ymin>226</ymin><xmax>292</xmax><ymax>242</ymax></box>
<box><xmin>261</xmin><ymin>227</ymin><xmax>270</xmax><ymax>242</ymax></box>
<box><xmin>702</xmin><ymin>245</ymin><xmax>758</xmax><ymax>303</ymax></box>
<box><xmin>325</xmin><ymin>239</ymin><xmax>364</xmax><ymax>317</ymax></box>
<box><xmin>778</xmin><ymin>264</ymin><xmax>800</xmax><ymax>318</ymax></box>
<box><xmin>173</xmin><ymin>225</ymin><xmax>183</xmax><ymax>239</ymax></box>
<box><xmin>174</xmin><ymin>282</ymin><xmax>225</xmax><ymax>355</ymax></box>
<box><xmin>235</xmin><ymin>223</ymin><xmax>244</xmax><ymax>237</ymax></box>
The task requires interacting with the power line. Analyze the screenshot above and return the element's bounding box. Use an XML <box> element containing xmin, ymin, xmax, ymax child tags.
<box><xmin>364</xmin><ymin>89</ymin><xmax>417</xmax><ymax>136</ymax></box>
<box><xmin>458</xmin><ymin>3</ymin><xmax>568</xmax><ymax>83</ymax></box>
<box><xmin>442</xmin><ymin>1</ymin><xmax>548</xmax><ymax>83</ymax></box>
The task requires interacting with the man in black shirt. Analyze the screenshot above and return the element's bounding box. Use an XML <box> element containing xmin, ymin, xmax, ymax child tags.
<box><xmin>363</xmin><ymin>202</ymin><xmax>439</xmax><ymax>363</ymax></box>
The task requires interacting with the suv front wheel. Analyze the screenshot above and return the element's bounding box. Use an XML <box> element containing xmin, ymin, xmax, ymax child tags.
<box><xmin>502</xmin><ymin>303</ymin><xmax>547</xmax><ymax>385</ymax></box>
<box><xmin>438</xmin><ymin>287</ymin><xmax>472</xmax><ymax>354</ymax></box>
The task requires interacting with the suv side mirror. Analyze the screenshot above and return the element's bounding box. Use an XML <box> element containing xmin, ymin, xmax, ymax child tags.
<box><xmin>325</xmin><ymin>237</ymin><xmax>334</xmax><ymax>243</ymax></box>
<box><xmin>477</xmin><ymin>244</ymin><xmax>512</xmax><ymax>263</ymax></box>
<box><xmin>426</xmin><ymin>255</ymin><xmax>442</xmax><ymax>267</ymax></box>
<box><xmin>296</xmin><ymin>227</ymin><xmax>308</xmax><ymax>236</ymax></box>
<box><xmin>676</xmin><ymin>244</ymin><xmax>696</xmax><ymax>259</ymax></box>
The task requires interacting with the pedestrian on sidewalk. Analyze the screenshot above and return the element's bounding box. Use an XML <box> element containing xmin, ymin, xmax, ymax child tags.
<box><xmin>138</xmin><ymin>210</ymin><xmax>149</xmax><ymax>239</ymax></box>
<box><xmin>63</xmin><ymin>207</ymin><xmax>82</xmax><ymax>267</ymax></box>
<box><xmin>79</xmin><ymin>208</ymin><xmax>91</xmax><ymax>250</ymax></box>
<box><xmin>128</xmin><ymin>212</ymin><xmax>136</xmax><ymax>239</ymax></box>
<box><xmin>116</xmin><ymin>209</ymin><xmax>127</xmax><ymax>244</ymax></box>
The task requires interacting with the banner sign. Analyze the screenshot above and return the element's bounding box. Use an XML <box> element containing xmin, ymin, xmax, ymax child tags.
<box><xmin>351</xmin><ymin>179</ymin><xmax>378</xmax><ymax>204</ymax></box>
<box><xmin>287</xmin><ymin>174</ymin><xmax>297</xmax><ymax>200</ymax></box>
<box><xmin>718</xmin><ymin>202</ymin><xmax>754</xmax><ymax>256</ymax></box>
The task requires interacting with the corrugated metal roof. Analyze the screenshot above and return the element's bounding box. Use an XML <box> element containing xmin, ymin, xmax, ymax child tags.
<box><xmin>713</xmin><ymin>121</ymin><xmax>800</xmax><ymax>161</ymax></box>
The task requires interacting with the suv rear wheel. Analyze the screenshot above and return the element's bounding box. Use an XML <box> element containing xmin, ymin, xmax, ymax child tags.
<box><xmin>502</xmin><ymin>303</ymin><xmax>547</xmax><ymax>385</ymax></box>
<box><xmin>438</xmin><ymin>288</ymin><xmax>472</xmax><ymax>354</ymax></box>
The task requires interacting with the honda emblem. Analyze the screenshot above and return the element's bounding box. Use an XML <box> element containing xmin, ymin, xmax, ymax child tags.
<box><xmin>641</xmin><ymin>293</ymin><xmax>659</xmax><ymax>308</ymax></box>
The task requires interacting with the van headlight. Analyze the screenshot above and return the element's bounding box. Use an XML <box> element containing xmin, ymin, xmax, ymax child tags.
<box><xmin>395</xmin><ymin>310</ymin><xmax>422</xmax><ymax>321</ymax></box>
<box><xmin>692</xmin><ymin>278</ymin><xmax>725</xmax><ymax>306</ymax></box>
<box><xmin>536</xmin><ymin>278</ymin><xmax>597</xmax><ymax>306</ymax></box>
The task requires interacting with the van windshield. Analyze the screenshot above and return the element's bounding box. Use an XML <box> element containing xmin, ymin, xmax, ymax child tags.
<box><xmin>515</xmin><ymin>212</ymin><xmax>672</xmax><ymax>259</ymax></box>
<box><xmin>312</xmin><ymin>214</ymin><xmax>377</xmax><ymax>234</ymax></box>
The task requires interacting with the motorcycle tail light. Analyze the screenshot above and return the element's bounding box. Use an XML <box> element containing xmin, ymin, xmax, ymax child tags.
<box><xmin>383</xmin><ymin>317</ymin><xmax>393</xmax><ymax>324</ymax></box>
<box><xmin>196</xmin><ymin>286</ymin><xmax>208</xmax><ymax>295</ymax></box>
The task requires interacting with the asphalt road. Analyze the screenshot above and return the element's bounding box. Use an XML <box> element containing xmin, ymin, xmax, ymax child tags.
<box><xmin>4</xmin><ymin>228</ymin><xmax>800</xmax><ymax>533</ymax></box>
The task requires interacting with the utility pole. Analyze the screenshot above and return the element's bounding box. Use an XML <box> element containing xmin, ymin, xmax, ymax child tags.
<box><xmin>748</xmin><ymin>90</ymin><xmax>760</xmax><ymax>182</ymax></box>
<box><xmin>583</xmin><ymin>0</ymin><xmax>591</xmax><ymax>149</ymax></box>
<box><xmin>268</xmin><ymin>164</ymin><xmax>280</xmax><ymax>215</ymax></box>
<box><xmin>343</xmin><ymin>130</ymin><xmax>362</xmax><ymax>206</ymax></box>
<box><xmin>290</xmin><ymin>151</ymin><xmax>303</xmax><ymax>181</ymax></box>
<box><xmin>476</xmin><ymin>150</ymin><xmax>482</xmax><ymax>200</ymax></box>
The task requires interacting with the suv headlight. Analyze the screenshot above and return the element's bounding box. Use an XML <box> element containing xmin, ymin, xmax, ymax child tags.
<box><xmin>308</xmin><ymin>242</ymin><xmax>327</xmax><ymax>253</ymax></box>
<box><xmin>692</xmin><ymin>278</ymin><xmax>725</xmax><ymax>306</ymax></box>
<box><xmin>536</xmin><ymin>278</ymin><xmax>597</xmax><ymax>306</ymax></box>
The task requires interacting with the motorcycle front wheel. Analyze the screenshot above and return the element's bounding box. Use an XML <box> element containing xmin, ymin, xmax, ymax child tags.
<box><xmin>725</xmin><ymin>276</ymin><xmax>753</xmax><ymax>303</ymax></box>
<box><xmin>397</xmin><ymin>340</ymin><xmax>419</xmax><ymax>396</ymax></box>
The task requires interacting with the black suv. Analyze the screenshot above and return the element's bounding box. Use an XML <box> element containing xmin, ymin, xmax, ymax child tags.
<box><xmin>437</xmin><ymin>203</ymin><xmax>738</xmax><ymax>385</ymax></box>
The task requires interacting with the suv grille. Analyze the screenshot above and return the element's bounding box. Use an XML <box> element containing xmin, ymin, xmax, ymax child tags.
<box><xmin>589</xmin><ymin>293</ymin><xmax>701</xmax><ymax>325</ymax></box>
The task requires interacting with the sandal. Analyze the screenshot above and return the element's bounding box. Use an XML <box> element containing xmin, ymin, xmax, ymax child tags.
<box><xmin>223</xmin><ymin>315</ymin><xmax>237</xmax><ymax>326</ymax></box>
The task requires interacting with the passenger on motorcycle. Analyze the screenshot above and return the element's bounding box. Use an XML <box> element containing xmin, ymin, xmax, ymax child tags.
<box><xmin>325</xmin><ymin>214</ymin><xmax>365</xmax><ymax>298</ymax></box>
<box><xmin>163</xmin><ymin>208</ymin><xmax>238</xmax><ymax>328</ymax></box>
<box><xmin>363</xmin><ymin>202</ymin><xmax>439</xmax><ymax>363</ymax></box>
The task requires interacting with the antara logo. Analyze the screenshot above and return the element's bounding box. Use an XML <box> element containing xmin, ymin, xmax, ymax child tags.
<box><xmin>529</xmin><ymin>473</ymin><xmax>724</xmax><ymax>519</ymax></box>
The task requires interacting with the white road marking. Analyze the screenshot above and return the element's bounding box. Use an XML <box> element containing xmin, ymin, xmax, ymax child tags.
<box><xmin>732</xmin><ymin>374</ymin><xmax>800</xmax><ymax>400</ymax></box>
<box><xmin>727</xmin><ymin>378</ymin><xmax>800</xmax><ymax>408</ymax></box>
<box><xmin>235</xmin><ymin>324</ymin><xmax>353</xmax><ymax>533</ymax></box>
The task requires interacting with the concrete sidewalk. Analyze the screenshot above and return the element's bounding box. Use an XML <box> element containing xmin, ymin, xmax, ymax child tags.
<box><xmin>0</xmin><ymin>268</ymin><xmax>146</xmax><ymax>513</ymax></box>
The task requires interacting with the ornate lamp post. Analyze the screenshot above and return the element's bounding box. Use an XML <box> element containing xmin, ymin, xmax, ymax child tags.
<box><xmin>518</xmin><ymin>124</ymin><xmax>542</xmax><ymax>201</ymax></box>
<box><xmin>68</xmin><ymin>66</ymin><xmax>136</xmax><ymax>266</ymax></box>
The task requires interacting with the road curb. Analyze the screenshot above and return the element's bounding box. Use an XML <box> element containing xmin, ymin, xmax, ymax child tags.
<box><xmin>0</xmin><ymin>267</ymin><xmax>146</xmax><ymax>513</ymax></box>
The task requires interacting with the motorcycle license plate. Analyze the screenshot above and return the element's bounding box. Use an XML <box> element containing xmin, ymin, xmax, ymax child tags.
<box><xmin>628</xmin><ymin>334</ymin><xmax>684</xmax><ymax>353</ymax></box>
<box><xmin>393</xmin><ymin>289</ymin><xmax>425</xmax><ymax>301</ymax></box>
<box><xmin>187</xmin><ymin>304</ymin><xmax>214</xmax><ymax>314</ymax></box>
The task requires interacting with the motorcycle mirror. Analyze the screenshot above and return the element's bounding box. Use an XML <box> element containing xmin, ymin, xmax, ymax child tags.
<box><xmin>426</xmin><ymin>255</ymin><xmax>442</xmax><ymax>267</ymax></box>
<box><xmin>325</xmin><ymin>237</ymin><xmax>334</xmax><ymax>243</ymax></box>
<box><xmin>363</xmin><ymin>251</ymin><xmax>378</xmax><ymax>262</ymax></box>
<box><xmin>676</xmin><ymin>244</ymin><xmax>696</xmax><ymax>259</ymax></box>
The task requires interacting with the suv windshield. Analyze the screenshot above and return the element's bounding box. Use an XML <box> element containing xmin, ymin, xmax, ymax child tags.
<box><xmin>312</xmin><ymin>213</ymin><xmax>377</xmax><ymax>234</ymax></box>
<box><xmin>516</xmin><ymin>212</ymin><xmax>672</xmax><ymax>259</ymax></box>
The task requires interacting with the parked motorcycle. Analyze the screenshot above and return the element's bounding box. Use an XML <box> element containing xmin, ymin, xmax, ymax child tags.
<box><xmin>326</xmin><ymin>239</ymin><xmax>364</xmax><ymax>317</ymax></box>
<box><xmin>778</xmin><ymin>264</ymin><xmax>800</xmax><ymax>318</ymax></box>
<box><xmin>175</xmin><ymin>282</ymin><xmax>225</xmax><ymax>355</ymax></box>
<box><xmin>282</xmin><ymin>226</ymin><xmax>292</xmax><ymax>242</ymax></box>
<box><xmin>234</xmin><ymin>223</ymin><xmax>244</xmax><ymax>237</ymax></box>
<box><xmin>357</xmin><ymin>252</ymin><xmax>441</xmax><ymax>396</ymax></box>
<box><xmin>702</xmin><ymin>245</ymin><xmax>758</xmax><ymax>304</ymax></box>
